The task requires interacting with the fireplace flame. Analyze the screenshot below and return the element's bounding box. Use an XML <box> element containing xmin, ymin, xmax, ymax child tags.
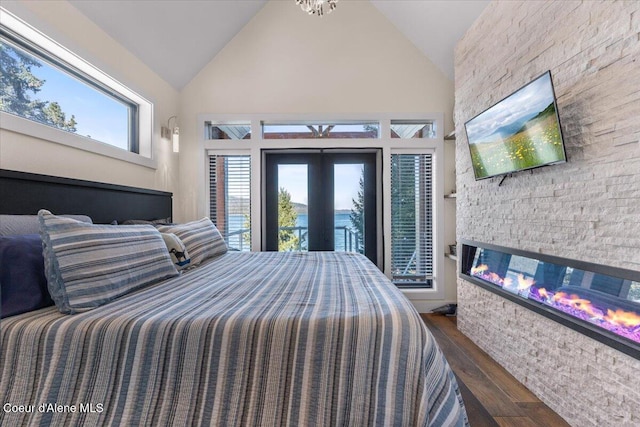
<box><xmin>539</xmin><ymin>288</ymin><xmax>549</xmax><ymax>299</ymax></box>
<box><xmin>471</xmin><ymin>264</ymin><xmax>488</xmax><ymax>275</ymax></box>
<box><xmin>517</xmin><ymin>274</ymin><xmax>535</xmax><ymax>290</ymax></box>
<box><xmin>552</xmin><ymin>291</ymin><xmax>567</xmax><ymax>302</ymax></box>
<box><xmin>488</xmin><ymin>272</ymin><xmax>502</xmax><ymax>283</ymax></box>
<box><xmin>605</xmin><ymin>309</ymin><xmax>640</xmax><ymax>328</ymax></box>
<box><xmin>553</xmin><ymin>292</ymin><xmax>600</xmax><ymax>317</ymax></box>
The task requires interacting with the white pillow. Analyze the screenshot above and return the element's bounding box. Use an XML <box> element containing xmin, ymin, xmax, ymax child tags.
<box><xmin>157</xmin><ymin>218</ymin><xmax>227</xmax><ymax>266</ymax></box>
<box><xmin>161</xmin><ymin>232</ymin><xmax>191</xmax><ymax>270</ymax></box>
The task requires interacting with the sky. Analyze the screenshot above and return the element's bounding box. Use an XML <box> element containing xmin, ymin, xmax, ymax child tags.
<box><xmin>278</xmin><ymin>163</ymin><xmax>363</xmax><ymax>210</ymax></box>
<box><xmin>8</xmin><ymin>39</ymin><xmax>130</xmax><ymax>149</ymax></box>
<box><xmin>465</xmin><ymin>72</ymin><xmax>555</xmax><ymax>144</ymax></box>
<box><xmin>34</xmin><ymin>64</ymin><xmax>129</xmax><ymax>149</ymax></box>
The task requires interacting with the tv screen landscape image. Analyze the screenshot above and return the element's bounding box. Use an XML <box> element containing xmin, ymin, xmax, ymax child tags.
<box><xmin>464</xmin><ymin>71</ymin><xmax>567</xmax><ymax>180</ymax></box>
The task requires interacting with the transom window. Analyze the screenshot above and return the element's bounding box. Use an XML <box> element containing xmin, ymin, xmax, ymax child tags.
<box><xmin>262</xmin><ymin>122</ymin><xmax>379</xmax><ymax>139</ymax></box>
<box><xmin>391</xmin><ymin>120</ymin><xmax>436</xmax><ymax>139</ymax></box>
<box><xmin>205</xmin><ymin>123</ymin><xmax>251</xmax><ymax>140</ymax></box>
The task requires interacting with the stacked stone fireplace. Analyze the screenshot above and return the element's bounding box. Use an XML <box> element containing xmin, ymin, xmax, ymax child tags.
<box><xmin>454</xmin><ymin>1</ymin><xmax>640</xmax><ymax>426</ymax></box>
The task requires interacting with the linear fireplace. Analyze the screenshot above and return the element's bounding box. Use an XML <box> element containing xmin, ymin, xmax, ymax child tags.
<box><xmin>460</xmin><ymin>240</ymin><xmax>640</xmax><ymax>359</ymax></box>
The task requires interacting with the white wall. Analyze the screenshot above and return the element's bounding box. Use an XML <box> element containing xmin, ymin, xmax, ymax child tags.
<box><xmin>0</xmin><ymin>1</ymin><xmax>179</xmax><ymax>194</ymax></box>
<box><xmin>177</xmin><ymin>0</ymin><xmax>455</xmax><ymax>220</ymax></box>
<box><xmin>177</xmin><ymin>0</ymin><xmax>457</xmax><ymax>309</ymax></box>
<box><xmin>455</xmin><ymin>1</ymin><xmax>640</xmax><ymax>425</ymax></box>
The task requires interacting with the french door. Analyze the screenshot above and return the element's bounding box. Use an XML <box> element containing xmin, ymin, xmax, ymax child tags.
<box><xmin>264</xmin><ymin>150</ymin><xmax>379</xmax><ymax>265</ymax></box>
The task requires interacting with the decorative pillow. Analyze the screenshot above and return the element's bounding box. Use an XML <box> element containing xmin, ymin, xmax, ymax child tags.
<box><xmin>156</xmin><ymin>218</ymin><xmax>227</xmax><ymax>266</ymax></box>
<box><xmin>0</xmin><ymin>234</ymin><xmax>54</xmax><ymax>318</ymax></box>
<box><xmin>160</xmin><ymin>233</ymin><xmax>191</xmax><ymax>270</ymax></box>
<box><xmin>38</xmin><ymin>210</ymin><xmax>179</xmax><ymax>314</ymax></box>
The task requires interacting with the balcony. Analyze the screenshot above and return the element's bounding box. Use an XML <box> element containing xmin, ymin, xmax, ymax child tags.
<box><xmin>227</xmin><ymin>225</ymin><xmax>362</xmax><ymax>253</ymax></box>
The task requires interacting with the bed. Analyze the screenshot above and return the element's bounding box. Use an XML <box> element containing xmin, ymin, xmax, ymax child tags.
<box><xmin>0</xmin><ymin>169</ymin><xmax>468</xmax><ymax>426</ymax></box>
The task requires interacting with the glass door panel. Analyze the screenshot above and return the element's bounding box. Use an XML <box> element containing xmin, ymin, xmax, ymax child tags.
<box><xmin>334</xmin><ymin>164</ymin><xmax>364</xmax><ymax>254</ymax></box>
<box><xmin>264</xmin><ymin>151</ymin><xmax>378</xmax><ymax>266</ymax></box>
<box><xmin>277</xmin><ymin>164</ymin><xmax>308</xmax><ymax>252</ymax></box>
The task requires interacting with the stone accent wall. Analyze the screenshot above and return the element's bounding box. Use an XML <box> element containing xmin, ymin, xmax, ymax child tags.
<box><xmin>454</xmin><ymin>1</ymin><xmax>640</xmax><ymax>426</ymax></box>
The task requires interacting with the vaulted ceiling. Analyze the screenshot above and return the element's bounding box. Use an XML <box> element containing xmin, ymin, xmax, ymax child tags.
<box><xmin>68</xmin><ymin>0</ymin><xmax>489</xmax><ymax>90</ymax></box>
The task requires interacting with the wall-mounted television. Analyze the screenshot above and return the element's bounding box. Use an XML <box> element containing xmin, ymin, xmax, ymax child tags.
<box><xmin>464</xmin><ymin>71</ymin><xmax>567</xmax><ymax>181</ymax></box>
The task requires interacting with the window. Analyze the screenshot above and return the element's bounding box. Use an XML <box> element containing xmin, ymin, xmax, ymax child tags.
<box><xmin>1</xmin><ymin>34</ymin><xmax>136</xmax><ymax>151</ymax></box>
<box><xmin>0</xmin><ymin>10</ymin><xmax>153</xmax><ymax>165</ymax></box>
<box><xmin>202</xmin><ymin>114</ymin><xmax>444</xmax><ymax>297</ymax></box>
<box><xmin>205</xmin><ymin>123</ymin><xmax>251</xmax><ymax>140</ymax></box>
<box><xmin>390</xmin><ymin>153</ymin><xmax>433</xmax><ymax>288</ymax></box>
<box><xmin>391</xmin><ymin>120</ymin><xmax>436</xmax><ymax>139</ymax></box>
<box><xmin>209</xmin><ymin>155</ymin><xmax>251</xmax><ymax>251</ymax></box>
<box><xmin>262</xmin><ymin>122</ymin><xmax>379</xmax><ymax>139</ymax></box>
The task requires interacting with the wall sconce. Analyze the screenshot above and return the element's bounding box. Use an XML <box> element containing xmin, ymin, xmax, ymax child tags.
<box><xmin>161</xmin><ymin>116</ymin><xmax>179</xmax><ymax>153</ymax></box>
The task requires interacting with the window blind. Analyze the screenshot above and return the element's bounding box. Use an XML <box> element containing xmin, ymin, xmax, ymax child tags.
<box><xmin>390</xmin><ymin>154</ymin><xmax>433</xmax><ymax>288</ymax></box>
<box><xmin>209</xmin><ymin>155</ymin><xmax>251</xmax><ymax>251</ymax></box>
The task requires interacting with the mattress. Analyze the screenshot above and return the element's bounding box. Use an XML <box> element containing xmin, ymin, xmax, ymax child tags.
<box><xmin>0</xmin><ymin>251</ymin><xmax>467</xmax><ymax>426</ymax></box>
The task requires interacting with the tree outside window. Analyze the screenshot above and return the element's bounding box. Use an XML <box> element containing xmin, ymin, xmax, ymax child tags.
<box><xmin>0</xmin><ymin>41</ymin><xmax>77</xmax><ymax>131</ymax></box>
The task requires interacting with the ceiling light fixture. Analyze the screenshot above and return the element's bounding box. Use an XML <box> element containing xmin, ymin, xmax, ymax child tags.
<box><xmin>296</xmin><ymin>0</ymin><xmax>338</xmax><ymax>17</ymax></box>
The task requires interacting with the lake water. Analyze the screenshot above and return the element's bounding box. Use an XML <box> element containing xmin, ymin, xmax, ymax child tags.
<box><xmin>228</xmin><ymin>213</ymin><xmax>358</xmax><ymax>251</ymax></box>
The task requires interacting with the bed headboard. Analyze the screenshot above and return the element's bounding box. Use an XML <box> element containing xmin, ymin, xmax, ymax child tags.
<box><xmin>0</xmin><ymin>169</ymin><xmax>172</xmax><ymax>224</ymax></box>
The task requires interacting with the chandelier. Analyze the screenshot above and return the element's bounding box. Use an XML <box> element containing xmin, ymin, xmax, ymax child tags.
<box><xmin>295</xmin><ymin>0</ymin><xmax>338</xmax><ymax>17</ymax></box>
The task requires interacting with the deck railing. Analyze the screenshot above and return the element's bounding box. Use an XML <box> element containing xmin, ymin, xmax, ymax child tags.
<box><xmin>227</xmin><ymin>226</ymin><xmax>362</xmax><ymax>253</ymax></box>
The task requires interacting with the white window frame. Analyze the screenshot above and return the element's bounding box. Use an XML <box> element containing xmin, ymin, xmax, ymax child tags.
<box><xmin>0</xmin><ymin>8</ymin><xmax>155</xmax><ymax>169</ymax></box>
<box><xmin>201</xmin><ymin>113</ymin><xmax>445</xmax><ymax>300</ymax></box>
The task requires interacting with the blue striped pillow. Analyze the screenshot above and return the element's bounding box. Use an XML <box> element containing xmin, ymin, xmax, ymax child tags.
<box><xmin>38</xmin><ymin>210</ymin><xmax>179</xmax><ymax>314</ymax></box>
<box><xmin>157</xmin><ymin>218</ymin><xmax>227</xmax><ymax>266</ymax></box>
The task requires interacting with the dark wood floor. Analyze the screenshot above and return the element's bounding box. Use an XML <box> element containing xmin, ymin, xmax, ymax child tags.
<box><xmin>421</xmin><ymin>314</ymin><xmax>570</xmax><ymax>427</ymax></box>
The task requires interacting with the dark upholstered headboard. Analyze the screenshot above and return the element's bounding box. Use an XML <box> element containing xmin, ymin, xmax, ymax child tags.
<box><xmin>0</xmin><ymin>169</ymin><xmax>172</xmax><ymax>224</ymax></box>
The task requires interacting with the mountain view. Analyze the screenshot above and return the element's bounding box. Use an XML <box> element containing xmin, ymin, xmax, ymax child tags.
<box><xmin>469</xmin><ymin>101</ymin><xmax>564</xmax><ymax>179</ymax></box>
<box><xmin>228</xmin><ymin>196</ymin><xmax>350</xmax><ymax>215</ymax></box>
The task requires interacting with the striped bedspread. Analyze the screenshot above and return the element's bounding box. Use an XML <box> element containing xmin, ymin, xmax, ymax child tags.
<box><xmin>1</xmin><ymin>251</ymin><xmax>467</xmax><ymax>426</ymax></box>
